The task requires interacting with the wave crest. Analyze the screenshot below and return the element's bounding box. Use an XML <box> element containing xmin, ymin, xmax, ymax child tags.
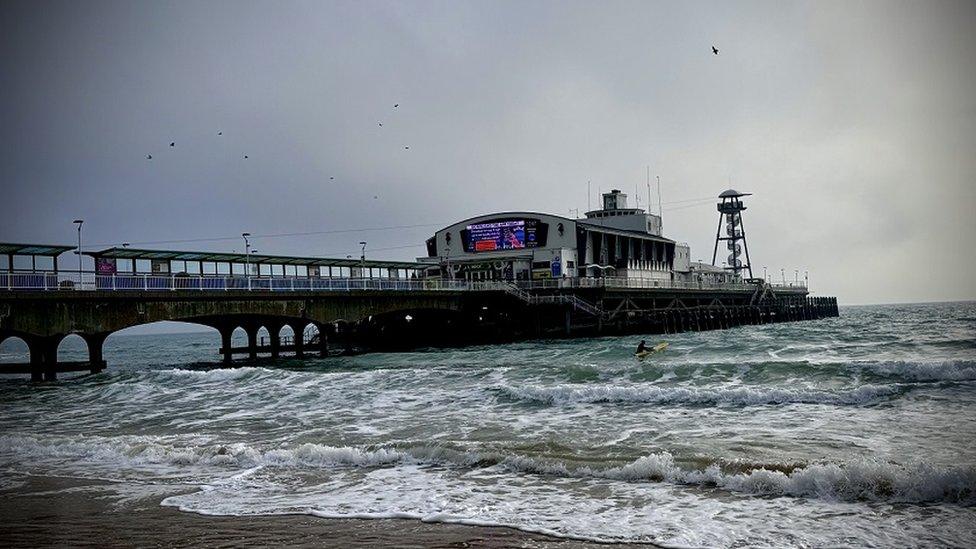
<box><xmin>496</xmin><ymin>383</ymin><xmax>900</xmax><ymax>406</ymax></box>
<box><xmin>3</xmin><ymin>434</ymin><xmax>972</xmax><ymax>504</ymax></box>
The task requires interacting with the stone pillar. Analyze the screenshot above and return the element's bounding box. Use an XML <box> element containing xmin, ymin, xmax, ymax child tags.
<box><xmin>83</xmin><ymin>333</ymin><xmax>108</xmax><ymax>374</ymax></box>
<box><xmin>318</xmin><ymin>325</ymin><xmax>329</xmax><ymax>358</ymax></box>
<box><xmin>29</xmin><ymin>336</ymin><xmax>60</xmax><ymax>382</ymax></box>
<box><xmin>269</xmin><ymin>328</ymin><xmax>281</xmax><ymax>359</ymax></box>
<box><xmin>292</xmin><ymin>323</ymin><xmax>305</xmax><ymax>359</ymax></box>
<box><xmin>220</xmin><ymin>326</ymin><xmax>233</xmax><ymax>364</ymax></box>
<box><xmin>246</xmin><ymin>324</ymin><xmax>259</xmax><ymax>360</ymax></box>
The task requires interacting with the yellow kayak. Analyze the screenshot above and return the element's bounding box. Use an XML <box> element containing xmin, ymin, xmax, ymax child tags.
<box><xmin>635</xmin><ymin>342</ymin><xmax>669</xmax><ymax>359</ymax></box>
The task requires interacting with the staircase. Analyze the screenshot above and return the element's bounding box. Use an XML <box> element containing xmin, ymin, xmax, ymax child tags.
<box><xmin>499</xmin><ymin>283</ymin><xmax>604</xmax><ymax>317</ymax></box>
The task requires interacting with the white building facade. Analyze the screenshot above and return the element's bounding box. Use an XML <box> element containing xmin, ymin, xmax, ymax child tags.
<box><xmin>421</xmin><ymin>190</ymin><xmax>678</xmax><ymax>282</ymax></box>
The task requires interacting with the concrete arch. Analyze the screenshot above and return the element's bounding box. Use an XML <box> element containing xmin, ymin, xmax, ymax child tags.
<box><xmin>0</xmin><ymin>334</ymin><xmax>30</xmax><ymax>364</ymax></box>
<box><xmin>56</xmin><ymin>334</ymin><xmax>89</xmax><ymax>363</ymax></box>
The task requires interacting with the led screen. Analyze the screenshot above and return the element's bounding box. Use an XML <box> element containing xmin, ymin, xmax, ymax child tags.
<box><xmin>466</xmin><ymin>220</ymin><xmax>526</xmax><ymax>252</ymax></box>
<box><xmin>463</xmin><ymin>219</ymin><xmax>546</xmax><ymax>253</ymax></box>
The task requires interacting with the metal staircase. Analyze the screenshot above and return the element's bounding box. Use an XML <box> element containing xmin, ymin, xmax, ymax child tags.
<box><xmin>500</xmin><ymin>283</ymin><xmax>604</xmax><ymax>317</ymax></box>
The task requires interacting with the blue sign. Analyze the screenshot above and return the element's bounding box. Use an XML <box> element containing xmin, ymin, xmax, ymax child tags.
<box><xmin>551</xmin><ymin>258</ymin><xmax>561</xmax><ymax>277</ymax></box>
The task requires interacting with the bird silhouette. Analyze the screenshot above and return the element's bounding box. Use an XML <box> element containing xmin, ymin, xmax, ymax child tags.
<box><xmin>330</xmin><ymin>176</ymin><xmax>335</xmax><ymax>180</ymax></box>
<box><xmin>378</xmin><ymin>122</ymin><xmax>383</xmax><ymax>127</ymax></box>
<box><xmin>170</xmin><ymin>142</ymin><xmax>175</xmax><ymax>147</ymax></box>
<box><xmin>712</xmin><ymin>46</ymin><xmax>719</xmax><ymax>55</ymax></box>
<box><xmin>146</xmin><ymin>154</ymin><xmax>152</xmax><ymax>160</ymax></box>
<box><xmin>217</xmin><ymin>131</ymin><xmax>222</xmax><ymax>136</ymax></box>
<box><xmin>394</xmin><ymin>104</ymin><xmax>399</xmax><ymax>108</ymax></box>
<box><xmin>404</xmin><ymin>146</ymin><xmax>409</xmax><ymax>150</ymax></box>
<box><xmin>243</xmin><ymin>154</ymin><xmax>248</xmax><ymax>159</ymax></box>
<box><xmin>373</xmin><ymin>195</ymin><xmax>378</xmax><ymax>199</ymax></box>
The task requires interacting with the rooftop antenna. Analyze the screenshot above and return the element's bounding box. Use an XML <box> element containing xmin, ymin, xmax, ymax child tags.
<box><xmin>587</xmin><ymin>180</ymin><xmax>591</xmax><ymax>211</ymax></box>
<box><xmin>646</xmin><ymin>166</ymin><xmax>651</xmax><ymax>214</ymax></box>
<box><xmin>656</xmin><ymin>175</ymin><xmax>662</xmax><ymax>218</ymax></box>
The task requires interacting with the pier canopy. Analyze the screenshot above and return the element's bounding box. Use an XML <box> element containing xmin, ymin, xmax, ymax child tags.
<box><xmin>1</xmin><ymin>242</ymin><xmax>75</xmax><ymax>272</ymax></box>
<box><xmin>86</xmin><ymin>247</ymin><xmax>425</xmax><ymax>278</ymax></box>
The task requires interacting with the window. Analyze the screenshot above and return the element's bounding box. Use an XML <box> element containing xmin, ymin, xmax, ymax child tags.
<box><xmin>566</xmin><ymin>261</ymin><xmax>575</xmax><ymax>269</ymax></box>
<box><xmin>532</xmin><ymin>261</ymin><xmax>549</xmax><ymax>269</ymax></box>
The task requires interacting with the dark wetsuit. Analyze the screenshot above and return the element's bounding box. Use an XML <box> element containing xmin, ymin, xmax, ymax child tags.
<box><xmin>636</xmin><ymin>342</ymin><xmax>647</xmax><ymax>354</ymax></box>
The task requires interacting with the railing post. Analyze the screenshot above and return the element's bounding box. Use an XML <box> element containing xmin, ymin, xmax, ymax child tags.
<box><xmin>112</xmin><ymin>274</ymin><xmax>116</xmax><ymax>291</ymax></box>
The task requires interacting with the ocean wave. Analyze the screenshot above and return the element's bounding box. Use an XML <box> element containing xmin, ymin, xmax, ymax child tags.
<box><xmin>854</xmin><ymin>360</ymin><xmax>976</xmax><ymax>382</ymax></box>
<box><xmin>495</xmin><ymin>383</ymin><xmax>901</xmax><ymax>407</ymax></box>
<box><xmin>4</xmin><ymin>434</ymin><xmax>973</xmax><ymax>504</ymax></box>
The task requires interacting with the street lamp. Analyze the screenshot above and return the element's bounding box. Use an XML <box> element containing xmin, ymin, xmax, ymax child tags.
<box><xmin>73</xmin><ymin>219</ymin><xmax>84</xmax><ymax>280</ymax></box>
<box><xmin>359</xmin><ymin>241</ymin><xmax>367</xmax><ymax>278</ymax></box>
<box><xmin>763</xmin><ymin>265</ymin><xmax>768</xmax><ymax>281</ymax></box>
<box><xmin>242</xmin><ymin>233</ymin><xmax>251</xmax><ymax>288</ymax></box>
<box><xmin>781</xmin><ymin>268</ymin><xmax>785</xmax><ymax>285</ymax></box>
<box><xmin>804</xmin><ymin>270</ymin><xmax>809</xmax><ymax>288</ymax></box>
<box><xmin>794</xmin><ymin>269</ymin><xmax>799</xmax><ymax>285</ymax></box>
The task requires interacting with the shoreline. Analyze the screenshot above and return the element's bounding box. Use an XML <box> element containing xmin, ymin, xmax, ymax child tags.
<box><xmin>0</xmin><ymin>474</ymin><xmax>662</xmax><ymax>548</ymax></box>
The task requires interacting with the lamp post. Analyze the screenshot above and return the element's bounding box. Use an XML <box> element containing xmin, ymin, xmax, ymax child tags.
<box><xmin>781</xmin><ymin>268</ymin><xmax>785</xmax><ymax>285</ymax></box>
<box><xmin>794</xmin><ymin>269</ymin><xmax>799</xmax><ymax>285</ymax></box>
<box><xmin>359</xmin><ymin>241</ymin><xmax>367</xmax><ymax>278</ymax></box>
<box><xmin>805</xmin><ymin>270</ymin><xmax>809</xmax><ymax>288</ymax></box>
<box><xmin>73</xmin><ymin>219</ymin><xmax>84</xmax><ymax>281</ymax></box>
<box><xmin>242</xmin><ymin>233</ymin><xmax>251</xmax><ymax>289</ymax></box>
<box><xmin>763</xmin><ymin>265</ymin><xmax>768</xmax><ymax>281</ymax></box>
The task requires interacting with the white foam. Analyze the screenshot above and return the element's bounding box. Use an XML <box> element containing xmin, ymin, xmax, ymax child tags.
<box><xmin>857</xmin><ymin>360</ymin><xmax>976</xmax><ymax>382</ymax></box>
<box><xmin>497</xmin><ymin>383</ymin><xmax>900</xmax><ymax>406</ymax></box>
<box><xmin>4</xmin><ymin>434</ymin><xmax>972</xmax><ymax>505</ymax></box>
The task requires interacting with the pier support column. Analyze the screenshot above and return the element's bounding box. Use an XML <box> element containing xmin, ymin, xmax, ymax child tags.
<box><xmin>219</xmin><ymin>326</ymin><xmax>233</xmax><ymax>364</ymax></box>
<box><xmin>269</xmin><ymin>329</ymin><xmax>281</xmax><ymax>359</ymax></box>
<box><xmin>28</xmin><ymin>336</ymin><xmax>60</xmax><ymax>381</ymax></box>
<box><xmin>564</xmin><ymin>309</ymin><xmax>572</xmax><ymax>336</ymax></box>
<box><xmin>318</xmin><ymin>325</ymin><xmax>329</xmax><ymax>358</ymax></box>
<box><xmin>292</xmin><ymin>323</ymin><xmax>305</xmax><ymax>359</ymax></box>
<box><xmin>83</xmin><ymin>333</ymin><xmax>108</xmax><ymax>374</ymax></box>
<box><xmin>244</xmin><ymin>323</ymin><xmax>259</xmax><ymax>360</ymax></box>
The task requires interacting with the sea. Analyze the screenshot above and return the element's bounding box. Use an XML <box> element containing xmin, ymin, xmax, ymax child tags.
<box><xmin>1</xmin><ymin>302</ymin><xmax>974</xmax><ymax>548</ymax></box>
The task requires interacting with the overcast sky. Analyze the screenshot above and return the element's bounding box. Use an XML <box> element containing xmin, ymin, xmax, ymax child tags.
<box><xmin>1</xmin><ymin>0</ymin><xmax>974</xmax><ymax>305</ymax></box>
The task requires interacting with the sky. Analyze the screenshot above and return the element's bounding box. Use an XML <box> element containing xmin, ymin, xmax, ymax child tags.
<box><xmin>1</xmin><ymin>0</ymin><xmax>974</xmax><ymax>307</ymax></box>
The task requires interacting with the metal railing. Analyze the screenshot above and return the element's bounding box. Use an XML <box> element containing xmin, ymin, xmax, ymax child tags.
<box><xmin>512</xmin><ymin>276</ymin><xmax>763</xmax><ymax>292</ymax></box>
<box><xmin>0</xmin><ymin>272</ymin><xmax>802</xmax><ymax>294</ymax></box>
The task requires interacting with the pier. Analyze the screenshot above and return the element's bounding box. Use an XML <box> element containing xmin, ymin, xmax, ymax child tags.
<box><xmin>0</xmin><ymin>248</ymin><xmax>836</xmax><ymax>380</ymax></box>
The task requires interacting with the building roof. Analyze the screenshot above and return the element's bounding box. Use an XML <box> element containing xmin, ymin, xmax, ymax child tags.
<box><xmin>0</xmin><ymin>242</ymin><xmax>76</xmax><ymax>256</ymax></box>
<box><xmin>719</xmin><ymin>189</ymin><xmax>751</xmax><ymax>198</ymax></box>
<box><xmin>86</xmin><ymin>247</ymin><xmax>425</xmax><ymax>270</ymax></box>
<box><xmin>576</xmin><ymin>222</ymin><xmax>675</xmax><ymax>243</ymax></box>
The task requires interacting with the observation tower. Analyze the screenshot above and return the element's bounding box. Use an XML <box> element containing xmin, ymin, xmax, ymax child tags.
<box><xmin>711</xmin><ymin>189</ymin><xmax>753</xmax><ymax>279</ymax></box>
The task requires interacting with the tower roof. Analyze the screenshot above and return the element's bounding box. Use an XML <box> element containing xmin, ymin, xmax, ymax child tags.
<box><xmin>719</xmin><ymin>189</ymin><xmax>751</xmax><ymax>198</ymax></box>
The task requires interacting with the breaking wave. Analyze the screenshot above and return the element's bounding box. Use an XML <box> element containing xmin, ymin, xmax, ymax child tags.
<box><xmin>495</xmin><ymin>383</ymin><xmax>902</xmax><ymax>406</ymax></box>
<box><xmin>3</xmin><ymin>434</ymin><xmax>973</xmax><ymax>504</ymax></box>
<box><xmin>854</xmin><ymin>360</ymin><xmax>976</xmax><ymax>382</ymax></box>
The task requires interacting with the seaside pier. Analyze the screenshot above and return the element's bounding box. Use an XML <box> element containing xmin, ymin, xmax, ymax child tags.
<box><xmin>0</xmin><ymin>190</ymin><xmax>839</xmax><ymax>379</ymax></box>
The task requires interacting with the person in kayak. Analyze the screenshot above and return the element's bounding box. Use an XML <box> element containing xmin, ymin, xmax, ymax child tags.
<box><xmin>636</xmin><ymin>340</ymin><xmax>647</xmax><ymax>354</ymax></box>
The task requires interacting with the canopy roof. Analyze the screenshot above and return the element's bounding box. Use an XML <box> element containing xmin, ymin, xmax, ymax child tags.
<box><xmin>0</xmin><ymin>242</ymin><xmax>75</xmax><ymax>256</ymax></box>
<box><xmin>86</xmin><ymin>247</ymin><xmax>425</xmax><ymax>270</ymax></box>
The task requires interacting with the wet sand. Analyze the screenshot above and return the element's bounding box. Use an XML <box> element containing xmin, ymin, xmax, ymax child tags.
<box><xmin>0</xmin><ymin>475</ymin><xmax>660</xmax><ymax>548</ymax></box>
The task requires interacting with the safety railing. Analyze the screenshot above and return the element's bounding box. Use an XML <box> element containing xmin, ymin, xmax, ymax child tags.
<box><xmin>0</xmin><ymin>272</ymin><xmax>505</xmax><ymax>293</ymax></box>
<box><xmin>0</xmin><ymin>272</ymin><xmax>797</xmax><ymax>294</ymax></box>
<box><xmin>512</xmin><ymin>276</ymin><xmax>762</xmax><ymax>292</ymax></box>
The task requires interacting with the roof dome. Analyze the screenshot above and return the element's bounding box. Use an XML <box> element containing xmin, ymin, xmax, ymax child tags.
<box><xmin>719</xmin><ymin>189</ymin><xmax>743</xmax><ymax>198</ymax></box>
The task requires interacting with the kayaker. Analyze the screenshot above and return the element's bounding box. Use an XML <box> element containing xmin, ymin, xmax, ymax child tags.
<box><xmin>636</xmin><ymin>340</ymin><xmax>647</xmax><ymax>354</ymax></box>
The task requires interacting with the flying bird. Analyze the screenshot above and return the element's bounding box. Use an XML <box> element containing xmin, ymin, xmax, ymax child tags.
<box><xmin>373</xmin><ymin>195</ymin><xmax>378</xmax><ymax>199</ymax></box>
<box><xmin>394</xmin><ymin>104</ymin><xmax>399</xmax><ymax>108</ymax></box>
<box><xmin>378</xmin><ymin>122</ymin><xmax>383</xmax><ymax>127</ymax></box>
<box><xmin>170</xmin><ymin>142</ymin><xmax>175</xmax><ymax>147</ymax></box>
<box><xmin>217</xmin><ymin>131</ymin><xmax>222</xmax><ymax>136</ymax></box>
<box><xmin>404</xmin><ymin>146</ymin><xmax>409</xmax><ymax>150</ymax></box>
<box><xmin>243</xmin><ymin>154</ymin><xmax>249</xmax><ymax>159</ymax></box>
<box><xmin>146</xmin><ymin>154</ymin><xmax>152</xmax><ymax>160</ymax></box>
<box><xmin>330</xmin><ymin>176</ymin><xmax>335</xmax><ymax>180</ymax></box>
<box><xmin>712</xmin><ymin>46</ymin><xmax>719</xmax><ymax>55</ymax></box>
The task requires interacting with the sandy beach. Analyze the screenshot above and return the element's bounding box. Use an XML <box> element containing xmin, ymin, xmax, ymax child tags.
<box><xmin>0</xmin><ymin>475</ymin><xmax>660</xmax><ymax>548</ymax></box>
